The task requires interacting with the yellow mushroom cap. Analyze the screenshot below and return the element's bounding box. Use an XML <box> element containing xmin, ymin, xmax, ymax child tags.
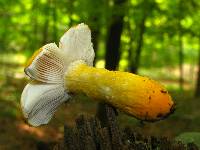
<box><xmin>65</xmin><ymin>62</ymin><xmax>175</xmax><ymax>121</ymax></box>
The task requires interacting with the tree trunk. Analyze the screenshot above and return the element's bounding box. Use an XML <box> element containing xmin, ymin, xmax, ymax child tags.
<box><xmin>130</xmin><ymin>13</ymin><xmax>147</xmax><ymax>73</ymax></box>
<box><xmin>105</xmin><ymin>0</ymin><xmax>126</xmax><ymax>70</ymax></box>
<box><xmin>178</xmin><ymin>33</ymin><xmax>184</xmax><ymax>91</ymax></box>
<box><xmin>195</xmin><ymin>36</ymin><xmax>200</xmax><ymax>97</ymax></box>
<box><xmin>129</xmin><ymin>0</ymin><xmax>153</xmax><ymax>74</ymax></box>
<box><xmin>42</xmin><ymin>0</ymin><xmax>50</xmax><ymax>44</ymax></box>
<box><xmin>92</xmin><ymin>29</ymin><xmax>99</xmax><ymax>65</ymax></box>
<box><xmin>97</xmin><ymin>0</ymin><xmax>127</xmax><ymax>128</ymax></box>
<box><xmin>88</xmin><ymin>17</ymin><xmax>100</xmax><ymax>65</ymax></box>
<box><xmin>178</xmin><ymin>0</ymin><xmax>184</xmax><ymax>91</ymax></box>
<box><xmin>30</xmin><ymin>0</ymin><xmax>39</xmax><ymax>52</ymax></box>
<box><xmin>105</xmin><ymin>21</ymin><xmax>124</xmax><ymax>70</ymax></box>
<box><xmin>52</xmin><ymin>1</ymin><xmax>58</xmax><ymax>42</ymax></box>
<box><xmin>57</xmin><ymin>115</ymin><xmax>199</xmax><ymax>150</ymax></box>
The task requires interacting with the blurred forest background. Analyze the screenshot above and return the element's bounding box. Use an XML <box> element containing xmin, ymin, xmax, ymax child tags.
<box><xmin>0</xmin><ymin>0</ymin><xmax>200</xmax><ymax>149</ymax></box>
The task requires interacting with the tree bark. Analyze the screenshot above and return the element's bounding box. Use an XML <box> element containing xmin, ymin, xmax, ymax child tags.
<box><xmin>130</xmin><ymin>13</ymin><xmax>147</xmax><ymax>73</ymax></box>
<box><xmin>58</xmin><ymin>115</ymin><xmax>199</xmax><ymax>150</ymax></box>
<box><xmin>105</xmin><ymin>0</ymin><xmax>126</xmax><ymax>70</ymax></box>
<box><xmin>105</xmin><ymin>21</ymin><xmax>124</xmax><ymax>70</ymax></box>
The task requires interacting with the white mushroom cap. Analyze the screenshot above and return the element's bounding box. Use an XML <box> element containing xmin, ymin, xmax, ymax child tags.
<box><xmin>21</xmin><ymin>23</ymin><xmax>94</xmax><ymax>126</ymax></box>
<box><xmin>21</xmin><ymin>82</ymin><xmax>69</xmax><ymax>126</ymax></box>
<box><xmin>59</xmin><ymin>23</ymin><xmax>95</xmax><ymax>67</ymax></box>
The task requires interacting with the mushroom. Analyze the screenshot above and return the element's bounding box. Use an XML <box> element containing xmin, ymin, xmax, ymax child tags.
<box><xmin>21</xmin><ymin>23</ymin><xmax>175</xmax><ymax>127</ymax></box>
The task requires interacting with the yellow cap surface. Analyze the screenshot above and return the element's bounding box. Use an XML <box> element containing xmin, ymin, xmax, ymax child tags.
<box><xmin>65</xmin><ymin>63</ymin><xmax>174</xmax><ymax>121</ymax></box>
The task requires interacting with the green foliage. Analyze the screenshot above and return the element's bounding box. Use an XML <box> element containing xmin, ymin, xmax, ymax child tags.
<box><xmin>0</xmin><ymin>0</ymin><xmax>199</xmax><ymax>87</ymax></box>
<box><xmin>0</xmin><ymin>0</ymin><xmax>199</xmax><ymax>100</ymax></box>
<box><xmin>0</xmin><ymin>0</ymin><xmax>199</xmax><ymax>64</ymax></box>
<box><xmin>176</xmin><ymin>132</ymin><xmax>200</xmax><ymax>148</ymax></box>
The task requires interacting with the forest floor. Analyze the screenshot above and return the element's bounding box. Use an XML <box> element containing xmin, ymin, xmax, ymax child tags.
<box><xmin>0</xmin><ymin>61</ymin><xmax>200</xmax><ymax>149</ymax></box>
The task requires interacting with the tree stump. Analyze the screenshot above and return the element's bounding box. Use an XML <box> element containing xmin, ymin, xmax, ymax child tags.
<box><xmin>54</xmin><ymin>104</ymin><xmax>199</xmax><ymax>150</ymax></box>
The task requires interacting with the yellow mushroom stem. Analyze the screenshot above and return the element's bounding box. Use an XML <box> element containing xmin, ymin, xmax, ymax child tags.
<box><xmin>65</xmin><ymin>63</ymin><xmax>175</xmax><ymax>121</ymax></box>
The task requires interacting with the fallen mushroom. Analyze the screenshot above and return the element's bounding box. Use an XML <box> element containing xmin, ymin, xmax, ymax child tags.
<box><xmin>21</xmin><ymin>23</ymin><xmax>175</xmax><ymax>127</ymax></box>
